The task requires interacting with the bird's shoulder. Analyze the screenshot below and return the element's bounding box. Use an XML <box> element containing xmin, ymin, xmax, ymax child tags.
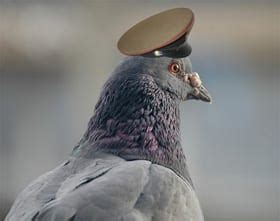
<box><xmin>5</xmin><ymin>159</ymin><xmax>72</xmax><ymax>221</ymax></box>
<box><xmin>6</xmin><ymin>154</ymin><xmax>203</xmax><ymax>221</ymax></box>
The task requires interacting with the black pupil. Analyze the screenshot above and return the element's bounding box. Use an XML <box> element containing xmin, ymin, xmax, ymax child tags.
<box><xmin>173</xmin><ymin>64</ymin><xmax>179</xmax><ymax>72</ymax></box>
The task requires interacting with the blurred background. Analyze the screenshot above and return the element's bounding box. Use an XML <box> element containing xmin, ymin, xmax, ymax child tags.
<box><xmin>0</xmin><ymin>0</ymin><xmax>279</xmax><ymax>220</ymax></box>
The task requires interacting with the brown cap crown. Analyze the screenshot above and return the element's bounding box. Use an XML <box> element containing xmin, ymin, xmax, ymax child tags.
<box><xmin>117</xmin><ymin>8</ymin><xmax>194</xmax><ymax>57</ymax></box>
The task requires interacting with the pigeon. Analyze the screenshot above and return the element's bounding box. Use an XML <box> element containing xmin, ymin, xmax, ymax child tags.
<box><xmin>6</xmin><ymin>8</ymin><xmax>211</xmax><ymax>221</ymax></box>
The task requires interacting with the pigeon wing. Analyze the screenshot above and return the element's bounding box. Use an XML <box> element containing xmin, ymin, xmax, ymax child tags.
<box><xmin>6</xmin><ymin>154</ymin><xmax>203</xmax><ymax>221</ymax></box>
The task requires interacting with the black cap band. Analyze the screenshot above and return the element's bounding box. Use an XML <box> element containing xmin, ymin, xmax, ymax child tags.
<box><xmin>142</xmin><ymin>34</ymin><xmax>192</xmax><ymax>58</ymax></box>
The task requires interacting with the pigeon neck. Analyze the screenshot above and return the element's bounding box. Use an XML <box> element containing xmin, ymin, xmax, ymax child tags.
<box><xmin>74</xmin><ymin>74</ymin><xmax>192</xmax><ymax>185</ymax></box>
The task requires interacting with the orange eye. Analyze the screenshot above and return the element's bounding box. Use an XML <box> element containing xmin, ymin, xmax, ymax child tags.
<box><xmin>168</xmin><ymin>63</ymin><xmax>180</xmax><ymax>74</ymax></box>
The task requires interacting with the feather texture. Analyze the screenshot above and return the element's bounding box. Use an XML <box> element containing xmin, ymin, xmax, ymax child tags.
<box><xmin>6</xmin><ymin>153</ymin><xmax>203</xmax><ymax>221</ymax></box>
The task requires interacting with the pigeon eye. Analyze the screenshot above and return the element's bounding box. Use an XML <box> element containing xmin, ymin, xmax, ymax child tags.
<box><xmin>169</xmin><ymin>63</ymin><xmax>180</xmax><ymax>74</ymax></box>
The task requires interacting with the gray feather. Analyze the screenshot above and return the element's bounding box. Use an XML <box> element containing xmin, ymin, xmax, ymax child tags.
<box><xmin>6</xmin><ymin>153</ymin><xmax>203</xmax><ymax>221</ymax></box>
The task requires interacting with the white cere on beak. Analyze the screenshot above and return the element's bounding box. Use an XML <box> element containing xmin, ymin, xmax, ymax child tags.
<box><xmin>192</xmin><ymin>72</ymin><xmax>200</xmax><ymax>79</ymax></box>
<box><xmin>184</xmin><ymin>72</ymin><xmax>202</xmax><ymax>88</ymax></box>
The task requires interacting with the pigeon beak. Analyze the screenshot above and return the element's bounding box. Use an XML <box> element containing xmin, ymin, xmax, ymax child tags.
<box><xmin>183</xmin><ymin>72</ymin><xmax>212</xmax><ymax>103</ymax></box>
<box><xmin>188</xmin><ymin>85</ymin><xmax>212</xmax><ymax>102</ymax></box>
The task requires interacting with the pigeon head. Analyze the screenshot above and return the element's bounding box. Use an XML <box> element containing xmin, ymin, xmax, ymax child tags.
<box><xmin>132</xmin><ymin>56</ymin><xmax>211</xmax><ymax>103</ymax></box>
<box><xmin>116</xmin><ymin>8</ymin><xmax>211</xmax><ymax>103</ymax></box>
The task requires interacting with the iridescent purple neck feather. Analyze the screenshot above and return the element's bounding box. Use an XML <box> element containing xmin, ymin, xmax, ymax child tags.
<box><xmin>74</xmin><ymin>58</ymin><xmax>193</xmax><ymax>185</ymax></box>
